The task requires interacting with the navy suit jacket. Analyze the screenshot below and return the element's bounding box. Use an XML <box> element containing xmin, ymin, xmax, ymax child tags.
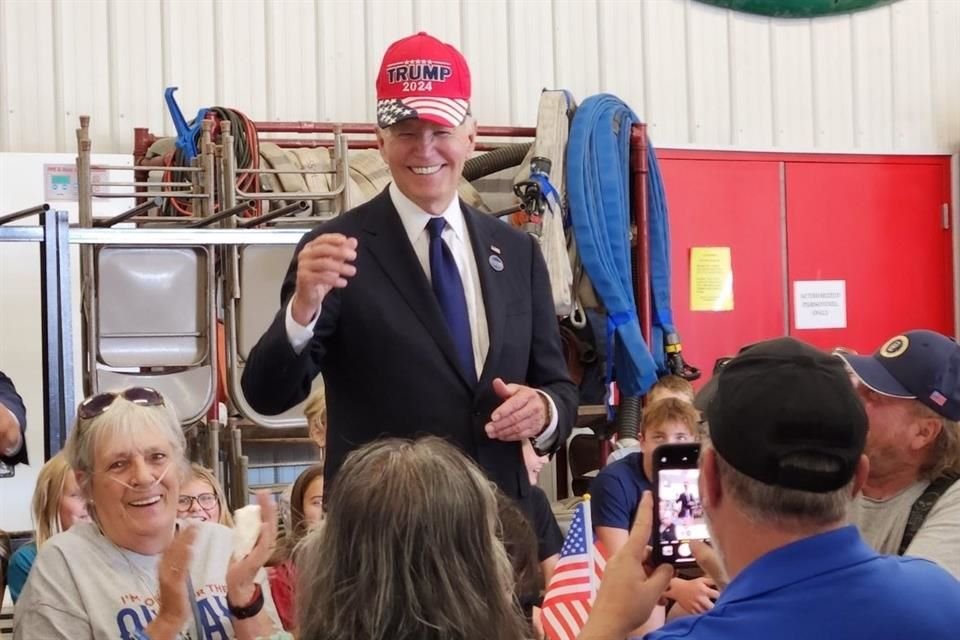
<box><xmin>0</xmin><ymin>370</ymin><xmax>27</xmax><ymax>466</ymax></box>
<box><xmin>241</xmin><ymin>189</ymin><xmax>577</xmax><ymax>499</ymax></box>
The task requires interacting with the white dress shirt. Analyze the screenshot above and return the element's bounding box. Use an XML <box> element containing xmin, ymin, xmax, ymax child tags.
<box><xmin>284</xmin><ymin>183</ymin><xmax>558</xmax><ymax>448</ymax></box>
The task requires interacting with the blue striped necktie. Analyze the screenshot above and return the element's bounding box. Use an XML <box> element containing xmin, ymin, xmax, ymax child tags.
<box><xmin>426</xmin><ymin>217</ymin><xmax>476</xmax><ymax>383</ymax></box>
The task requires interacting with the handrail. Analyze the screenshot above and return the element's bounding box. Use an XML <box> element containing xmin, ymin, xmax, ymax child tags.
<box><xmin>0</xmin><ymin>203</ymin><xmax>50</xmax><ymax>226</ymax></box>
<box><xmin>94</xmin><ymin>198</ymin><xmax>161</xmax><ymax>228</ymax></box>
<box><xmin>238</xmin><ymin>200</ymin><xmax>310</xmax><ymax>228</ymax></box>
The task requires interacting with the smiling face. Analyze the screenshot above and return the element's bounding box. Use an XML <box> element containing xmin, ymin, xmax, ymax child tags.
<box><xmin>87</xmin><ymin>426</ymin><xmax>180</xmax><ymax>554</ymax></box>
<box><xmin>178</xmin><ymin>478</ymin><xmax>220</xmax><ymax>524</ymax></box>
<box><xmin>376</xmin><ymin>117</ymin><xmax>476</xmax><ymax>214</ymax></box>
<box><xmin>58</xmin><ymin>470</ymin><xmax>90</xmax><ymax>530</ymax></box>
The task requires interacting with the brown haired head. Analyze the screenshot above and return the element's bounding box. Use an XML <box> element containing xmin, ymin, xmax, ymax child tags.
<box><xmin>496</xmin><ymin>491</ymin><xmax>542</xmax><ymax>621</ymax></box>
<box><xmin>641</xmin><ymin>397</ymin><xmax>701</xmax><ymax>439</ymax></box>
<box><xmin>648</xmin><ymin>375</ymin><xmax>696</xmax><ymax>404</ymax></box>
<box><xmin>295</xmin><ymin>436</ymin><xmax>527</xmax><ymax>640</ymax></box>
<box><xmin>270</xmin><ymin>463</ymin><xmax>325</xmax><ymax>567</ymax></box>
<box><xmin>290</xmin><ymin>464</ymin><xmax>325</xmax><ymax>538</ymax></box>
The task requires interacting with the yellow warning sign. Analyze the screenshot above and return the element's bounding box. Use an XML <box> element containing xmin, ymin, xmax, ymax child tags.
<box><xmin>690</xmin><ymin>247</ymin><xmax>734</xmax><ymax>312</ymax></box>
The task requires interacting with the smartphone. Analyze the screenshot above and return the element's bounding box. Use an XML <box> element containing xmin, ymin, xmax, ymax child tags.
<box><xmin>653</xmin><ymin>443</ymin><xmax>709</xmax><ymax>565</ymax></box>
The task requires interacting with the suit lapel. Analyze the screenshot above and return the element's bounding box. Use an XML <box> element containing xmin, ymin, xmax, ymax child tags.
<box><xmin>361</xmin><ymin>190</ymin><xmax>474</xmax><ymax>389</ymax></box>
<box><xmin>463</xmin><ymin>204</ymin><xmax>506</xmax><ymax>388</ymax></box>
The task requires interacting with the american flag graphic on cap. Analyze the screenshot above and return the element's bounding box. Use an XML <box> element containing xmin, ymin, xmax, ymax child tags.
<box><xmin>376</xmin><ymin>99</ymin><xmax>418</xmax><ymax>127</ymax></box>
<box><xmin>377</xmin><ymin>97</ymin><xmax>468</xmax><ymax>128</ymax></box>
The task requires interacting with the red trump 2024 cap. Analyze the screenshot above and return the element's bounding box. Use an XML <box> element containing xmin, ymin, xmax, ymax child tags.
<box><xmin>375</xmin><ymin>32</ymin><xmax>471</xmax><ymax>129</ymax></box>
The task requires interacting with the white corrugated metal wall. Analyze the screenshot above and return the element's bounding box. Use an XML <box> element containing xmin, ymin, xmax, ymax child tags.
<box><xmin>0</xmin><ymin>0</ymin><xmax>958</xmax><ymax>155</ymax></box>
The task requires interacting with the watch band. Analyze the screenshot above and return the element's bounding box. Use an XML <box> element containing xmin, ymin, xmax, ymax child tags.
<box><xmin>228</xmin><ymin>583</ymin><xmax>265</xmax><ymax>620</ymax></box>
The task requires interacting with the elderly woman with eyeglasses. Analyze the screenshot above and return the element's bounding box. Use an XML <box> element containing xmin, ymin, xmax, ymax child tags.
<box><xmin>13</xmin><ymin>387</ymin><xmax>282</xmax><ymax>640</ymax></box>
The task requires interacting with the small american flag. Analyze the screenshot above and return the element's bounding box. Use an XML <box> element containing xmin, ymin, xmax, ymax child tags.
<box><xmin>930</xmin><ymin>390</ymin><xmax>947</xmax><ymax>406</ymax></box>
<box><xmin>542</xmin><ymin>497</ymin><xmax>606</xmax><ymax>640</ymax></box>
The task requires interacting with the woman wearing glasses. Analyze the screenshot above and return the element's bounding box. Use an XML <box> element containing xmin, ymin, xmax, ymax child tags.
<box><xmin>13</xmin><ymin>387</ymin><xmax>282</xmax><ymax>640</ymax></box>
<box><xmin>179</xmin><ymin>464</ymin><xmax>234</xmax><ymax>527</ymax></box>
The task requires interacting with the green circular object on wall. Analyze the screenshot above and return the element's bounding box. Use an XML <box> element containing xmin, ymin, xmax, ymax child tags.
<box><xmin>695</xmin><ymin>0</ymin><xmax>895</xmax><ymax>18</ymax></box>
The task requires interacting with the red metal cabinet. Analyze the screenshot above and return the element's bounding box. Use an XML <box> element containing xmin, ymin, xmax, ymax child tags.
<box><xmin>657</xmin><ymin>153</ymin><xmax>786</xmax><ymax>389</ymax></box>
<box><xmin>785</xmin><ymin>158</ymin><xmax>953</xmax><ymax>352</ymax></box>
<box><xmin>655</xmin><ymin>150</ymin><xmax>953</xmax><ymax>382</ymax></box>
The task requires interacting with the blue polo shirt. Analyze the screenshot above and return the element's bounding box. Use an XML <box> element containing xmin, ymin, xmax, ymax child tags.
<box><xmin>646</xmin><ymin>526</ymin><xmax>960</xmax><ymax>640</ymax></box>
<box><xmin>589</xmin><ymin>452</ymin><xmax>652</xmax><ymax>530</ymax></box>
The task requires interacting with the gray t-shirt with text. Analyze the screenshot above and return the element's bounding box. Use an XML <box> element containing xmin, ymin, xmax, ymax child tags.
<box><xmin>13</xmin><ymin>521</ymin><xmax>281</xmax><ymax>639</ymax></box>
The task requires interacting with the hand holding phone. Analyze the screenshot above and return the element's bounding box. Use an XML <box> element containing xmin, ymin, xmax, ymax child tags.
<box><xmin>653</xmin><ymin>443</ymin><xmax>710</xmax><ymax>565</ymax></box>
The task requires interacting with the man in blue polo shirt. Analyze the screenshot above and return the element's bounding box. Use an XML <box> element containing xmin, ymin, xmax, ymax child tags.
<box><xmin>579</xmin><ymin>337</ymin><xmax>960</xmax><ymax>640</ymax></box>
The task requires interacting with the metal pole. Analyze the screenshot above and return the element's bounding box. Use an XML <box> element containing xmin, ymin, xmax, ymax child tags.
<box><xmin>40</xmin><ymin>209</ymin><xmax>75</xmax><ymax>457</ymax></box>
<box><xmin>77</xmin><ymin>117</ymin><xmax>92</xmax><ymax>227</ymax></box>
<box><xmin>56</xmin><ymin>211</ymin><xmax>76</xmax><ymax>443</ymax></box>
<box><xmin>336</xmin><ymin>127</ymin><xmax>350</xmax><ymax>213</ymax></box>
<box><xmin>201</xmin><ymin>120</ymin><xmax>215</xmax><ymax>218</ymax></box>
<box><xmin>237</xmin><ymin>200</ymin><xmax>309</xmax><ymax>228</ymax></box>
<box><xmin>77</xmin><ymin>117</ymin><xmax>97</xmax><ymax>399</ymax></box>
<box><xmin>94</xmin><ymin>197</ymin><xmax>161</xmax><ymax>228</ymax></box>
<box><xmin>0</xmin><ymin>203</ymin><xmax>50</xmax><ymax>226</ymax></box>
<box><xmin>632</xmin><ymin>124</ymin><xmax>653</xmax><ymax>349</ymax></box>
<box><xmin>253</xmin><ymin>121</ymin><xmax>537</xmax><ymax>138</ymax></box>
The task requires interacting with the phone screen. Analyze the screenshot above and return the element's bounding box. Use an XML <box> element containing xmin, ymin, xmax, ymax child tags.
<box><xmin>654</xmin><ymin>446</ymin><xmax>710</xmax><ymax>565</ymax></box>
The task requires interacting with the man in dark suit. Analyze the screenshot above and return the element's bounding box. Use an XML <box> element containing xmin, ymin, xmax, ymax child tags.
<box><xmin>241</xmin><ymin>32</ymin><xmax>577</xmax><ymax>501</ymax></box>
<box><xmin>0</xmin><ymin>370</ymin><xmax>27</xmax><ymax>467</ymax></box>
<box><xmin>676</xmin><ymin>482</ymin><xmax>696</xmax><ymax>523</ymax></box>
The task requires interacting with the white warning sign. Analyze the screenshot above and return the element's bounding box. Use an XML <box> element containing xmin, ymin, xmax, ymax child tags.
<box><xmin>794</xmin><ymin>280</ymin><xmax>847</xmax><ymax>330</ymax></box>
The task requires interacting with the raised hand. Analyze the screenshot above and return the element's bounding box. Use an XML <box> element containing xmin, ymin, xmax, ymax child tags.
<box><xmin>226</xmin><ymin>491</ymin><xmax>278</xmax><ymax>606</ymax></box>
<box><xmin>145</xmin><ymin>524</ymin><xmax>199</xmax><ymax>640</ymax></box>
<box><xmin>291</xmin><ymin>234</ymin><xmax>359</xmax><ymax>325</ymax></box>
<box><xmin>579</xmin><ymin>492</ymin><xmax>675</xmax><ymax>640</ymax></box>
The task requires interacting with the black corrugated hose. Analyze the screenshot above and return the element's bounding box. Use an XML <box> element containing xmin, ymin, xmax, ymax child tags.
<box><xmin>615</xmin><ymin>395</ymin><xmax>643</xmax><ymax>441</ymax></box>
<box><xmin>462</xmin><ymin>142</ymin><xmax>533</xmax><ymax>182</ymax></box>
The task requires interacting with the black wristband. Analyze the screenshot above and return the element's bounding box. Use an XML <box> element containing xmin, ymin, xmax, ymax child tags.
<box><xmin>228</xmin><ymin>583</ymin><xmax>264</xmax><ymax>620</ymax></box>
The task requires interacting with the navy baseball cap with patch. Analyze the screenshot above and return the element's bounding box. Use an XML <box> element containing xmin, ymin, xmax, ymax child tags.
<box><xmin>836</xmin><ymin>330</ymin><xmax>960</xmax><ymax>421</ymax></box>
<box><xmin>707</xmin><ymin>337</ymin><xmax>867</xmax><ymax>493</ymax></box>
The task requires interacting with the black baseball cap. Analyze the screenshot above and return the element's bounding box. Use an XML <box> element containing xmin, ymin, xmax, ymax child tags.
<box><xmin>707</xmin><ymin>337</ymin><xmax>867</xmax><ymax>493</ymax></box>
<box><xmin>836</xmin><ymin>330</ymin><xmax>960</xmax><ymax>421</ymax></box>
